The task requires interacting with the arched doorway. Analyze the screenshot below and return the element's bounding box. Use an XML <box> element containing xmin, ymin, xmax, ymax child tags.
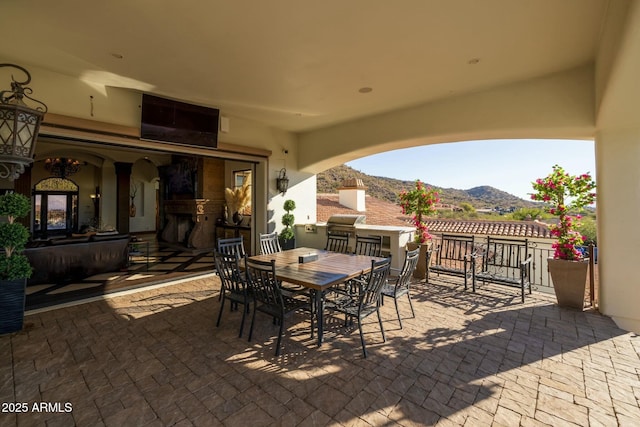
<box><xmin>33</xmin><ymin>177</ymin><xmax>79</xmax><ymax>239</ymax></box>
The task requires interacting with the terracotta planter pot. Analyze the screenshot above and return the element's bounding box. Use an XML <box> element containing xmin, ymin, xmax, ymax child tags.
<box><xmin>548</xmin><ymin>258</ymin><xmax>589</xmax><ymax>309</ymax></box>
<box><xmin>408</xmin><ymin>242</ymin><xmax>431</xmax><ymax>279</ymax></box>
<box><xmin>0</xmin><ymin>278</ymin><xmax>27</xmax><ymax>335</ymax></box>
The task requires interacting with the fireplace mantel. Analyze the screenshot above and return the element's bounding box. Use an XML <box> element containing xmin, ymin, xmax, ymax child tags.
<box><xmin>161</xmin><ymin>199</ymin><xmax>217</xmax><ymax>249</ymax></box>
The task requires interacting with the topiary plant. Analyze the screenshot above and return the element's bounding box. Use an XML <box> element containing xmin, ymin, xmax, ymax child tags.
<box><xmin>0</xmin><ymin>193</ymin><xmax>32</xmax><ymax>280</ymax></box>
<box><xmin>279</xmin><ymin>199</ymin><xmax>296</xmax><ymax>242</ymax></box>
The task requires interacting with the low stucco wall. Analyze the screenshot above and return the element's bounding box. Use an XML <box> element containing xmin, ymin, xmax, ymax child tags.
<box><xmin>294</xmin><ymin>223</ymin><xmax>414</xmax><ymax>270</ymax></box>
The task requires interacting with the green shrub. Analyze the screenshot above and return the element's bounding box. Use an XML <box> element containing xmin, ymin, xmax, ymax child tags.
<box><xmin>0</xmin><ymin>223</ymin><xmax>30</xmax><ymax>254</ymax></box>
<box><xmin>279</xmin><ymin>199</ymin><xmax>296</xmax><ymax>242</ymax></box>
<box><xmin>0</xmin><ymin>192</ymin><xmax>32</xmax><ymax>280</ymax></box>
<box><xmin>0</xmin><ymin>192</ymin><xmax>30</xmax><ymax>221</ymax></box>
<box><xmin>283</xmin><ymin>199</ymin><xmax>296</xmax><ymax>212</ymax></box>
<box><xmin>281</xmin><ymin>213</ymin><xmax>295</xmax><ymax>228</ymax></box>
<box><xmin>279</xmin><ymin>228</ymin><xmax>295</xmax><ymax>242</ymax></box>
<box><xmin>459</xmin><ymin>202</ymin><xmax>475</xmax><ymax>213</ymax></box>
<box><xmin>576</xmin><ymin>217</ymin><xmax>597</xmax><ymax>246</ymax></box>
<box><xmin>506</xmin><ymin>207</ymin><xmax>550</xmax><ymax>221</ymax></box>
<box><xmin>0</xmin><ymin>255</ymin><xmax>32</xmax><ymax>280</ymax></box>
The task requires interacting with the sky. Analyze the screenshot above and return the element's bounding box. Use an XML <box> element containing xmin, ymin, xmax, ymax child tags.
<box><xmin>345</xmin><ymin>139</ymin><xmax>596</xmax><ymax>201</ymax></box>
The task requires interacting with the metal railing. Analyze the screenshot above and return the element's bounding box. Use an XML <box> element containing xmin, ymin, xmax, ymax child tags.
<box><xmin>529</xmin><ymin>242</ymin><xmax>555</xmax><ymax>293</ymax></box>
<box><xmin>431</xmin><ymin>234</ymin><xmax>598</xmax><ymax>300</ymax></box>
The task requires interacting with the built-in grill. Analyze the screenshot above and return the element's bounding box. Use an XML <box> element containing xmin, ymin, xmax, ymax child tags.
<box><xmin>326</xmin><ymin>214</ymin><xmax>366</xmax><ymax>238</ymax></box>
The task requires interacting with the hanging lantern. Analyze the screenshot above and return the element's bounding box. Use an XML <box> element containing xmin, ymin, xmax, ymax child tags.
<box><xmin>0</xmin><ymin>64</ymin><xmax>48</xmax><ymax>180</ymax></box>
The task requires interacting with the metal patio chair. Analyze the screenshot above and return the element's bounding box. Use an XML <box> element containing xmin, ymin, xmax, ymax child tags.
<box><xmin>216</xmin><ymin>236</ymin><xmax>247</xmax><ymax>300</ymax></box>
<box><xmin>259</xmin><ymin>231</ymin><xmax>282</xmax><ymax>255</ymax></box>
<box><xmin>381</xmin><ymin>247</ymin><xmax>420</xmax><ymax>329</ymax></box>
<box><xmin>217</xmin><ymin>236</ymin><xmax>246</xmax><ymax>258</ymax></box>
<box><xmin>325</xmin><ymin>257</ymin><xmax>392</xmax><ymax>358</ymax></box>
<box><xmin>245</xmin><ymin>257</ymin><xmax>311</xmax><ymax>357</ymax></box>
<box><xmin>325</xmin><ymin>232</ymin><xmax>350</xmax><ymax>253</ymax></box>
<box><xmin>354</xmin><ymin>234</ymin><xmax>383</xmax><ymax>257</ymax></box>
<box><xmin>214</xmin><ymin>251</ymin><xmax>252</xmax><ymax>337</ymax></box>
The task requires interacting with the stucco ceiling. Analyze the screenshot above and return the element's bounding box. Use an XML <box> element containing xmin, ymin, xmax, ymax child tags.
<box><xmin>0</xmin><ymin>0</ymin><xmax>608</xmax><ymax>133</ymax></box>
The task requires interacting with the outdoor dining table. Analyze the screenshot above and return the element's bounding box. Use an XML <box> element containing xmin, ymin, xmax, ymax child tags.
<box><xmin>247</xmin><ymin>247</ymin><xmax>386</xmax><ymax>346</ymax></box>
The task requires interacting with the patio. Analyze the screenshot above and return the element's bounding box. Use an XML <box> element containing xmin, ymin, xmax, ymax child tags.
<box><xmin>1</xmin><ymin>275</ymin><xmax>639</xmax><ymax>426</ymax></box>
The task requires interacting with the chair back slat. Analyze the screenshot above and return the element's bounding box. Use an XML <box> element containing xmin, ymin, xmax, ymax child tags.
<box><xmin>214</xmin><ymin>251</ymin><xmax>246</xmax><ymax>295</ymax></box>
<box><xmin>481</xmin><ymin>237</ymin><xmax>531</xmax><ymax>281</ymax></box>
<box><xmin>218</xmin><ymin>236</ymin><xmax>246</xmax><ymax>258</ymax></box>
<box><xmin>439</xmin><ymin>236</ymin><xmax>474</xmax><ymax>261</ymax></box>
<box><xmin>325</xmin><ymin>232</ymin><xmax>350</xmax><ymax>253</ymax></box>
<box><xmin>259</xmin><ymin>231</ymin><xmax>282</xmax><ymax>255</ymax></box>
<box><xmin>354</xmin><ymin>235</ymin><xmax>383</xmax><ymax>257</ymax></box>
<box><xmin>360</xmin><ymin>258</ymin><xmax>392</xmax><ymax>307</ymax></box>
<box><xmin>394</xmin><ymin>247</ymin><xmax>420</xmax><ymax>292</ymax></box>
<box><xmin>245</xmin><ymin>257</ymin><xmax>282</xmax><ymax>311</ymax></box>
<box><xmin>483</xmin><ymin>237</ymin><xmax>529</xmax><ymax>269</ymax></box>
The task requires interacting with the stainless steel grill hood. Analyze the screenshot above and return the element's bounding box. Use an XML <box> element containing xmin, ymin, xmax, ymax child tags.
<box><xmin>326</xmin><ymin>214</ymin><xmax>366</xmax><ymax>237</ymax></box>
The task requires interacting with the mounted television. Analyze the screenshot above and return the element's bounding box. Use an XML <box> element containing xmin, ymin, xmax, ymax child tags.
<box><xmin>141</xmin><ymin>94</ymin><xmax>219</xmax><ymax>149</ymax></box>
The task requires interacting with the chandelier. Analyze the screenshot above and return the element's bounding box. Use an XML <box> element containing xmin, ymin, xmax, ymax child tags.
<box><xmin>0</xmin><ymin>64</ymin><xmax>48</xmax><ymax>180</ymax></box>
<box><xmin>44</xmin><ymin>157</ymin><xmax>82</xmax><ymax>178</ymax></box>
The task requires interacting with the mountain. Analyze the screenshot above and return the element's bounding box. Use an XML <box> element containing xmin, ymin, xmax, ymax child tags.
<box><xmin>317</xmin><ymin>165</ymin><xmax>539</xmax><ymax>210</ymax></box>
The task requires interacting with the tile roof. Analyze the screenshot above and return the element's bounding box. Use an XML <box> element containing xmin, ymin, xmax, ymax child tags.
<box><xmin>317</xmin><ymin>194</ymin><xmax>409</xmax><ymax>227</ymax></box>
<box><xmin>317</xmin><ymin>193</ymin><xmax>552</xmax><ymax>238</ymax></box>
<box><xmin>424</xmin><ymin>219</ymin><xmax>552</xmax><ymax>239</ymax></box>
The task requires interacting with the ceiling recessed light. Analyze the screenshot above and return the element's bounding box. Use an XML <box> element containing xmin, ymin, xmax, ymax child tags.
<box><xmin>111</xmin><ymin>53</ymin><xmax>124</xmax><ymax>59</ymax></box>
<box><xmin>358</xmin><ymin>87</ymin><xmax>373</xmax><ymax>94</ymax></box>
<box><xmin>468</xmin><ymin>58</ymin><xmax>480</xmax><ymax>65</ymax></box>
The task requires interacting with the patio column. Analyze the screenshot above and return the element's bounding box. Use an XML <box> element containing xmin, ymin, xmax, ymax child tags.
<box><xmin>595</xmin><ymin>128</ymin><xmax>640</xmax><ymax>333</ymax></box>
<box><xmin>114</xmin><ymin>162</ymin><xmax>133</xmax><ymax>234</ymax></box>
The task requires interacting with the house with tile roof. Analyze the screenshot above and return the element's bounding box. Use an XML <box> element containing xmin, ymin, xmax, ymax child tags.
<box><xmin>312</xmin><ymin>183</ymin><xmax>556</xmax><ymax>288</ymax></box>
<box><xmin>317</xmin><ymin>183</ymin><xmax>553</xmax><ymax>239</ymax></box>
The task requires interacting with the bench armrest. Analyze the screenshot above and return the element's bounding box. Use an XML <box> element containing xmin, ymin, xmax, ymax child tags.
<box><xmin>520</xmin><ymin>254</ymin><xmax>533</xmax><ymax>267</ymax></box>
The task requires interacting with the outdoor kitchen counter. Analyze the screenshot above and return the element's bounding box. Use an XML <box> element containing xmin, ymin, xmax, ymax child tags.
<box><xmin>295</xmin><ymin>223</ymin><xmax>414</xmax><ymax>270</ymax></box>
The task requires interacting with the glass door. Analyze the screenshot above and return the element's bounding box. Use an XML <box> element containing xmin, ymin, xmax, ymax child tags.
<box><xmin>33</xmin><ymin>178</ymin><xmax>79</xmax><ymax>239</ymax></box>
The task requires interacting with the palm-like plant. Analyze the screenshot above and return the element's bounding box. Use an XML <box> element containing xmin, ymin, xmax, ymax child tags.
<box><xmin>225</xmin><ymin>180</ymin><xmax>251</xmax><ymax>214</ymax></box>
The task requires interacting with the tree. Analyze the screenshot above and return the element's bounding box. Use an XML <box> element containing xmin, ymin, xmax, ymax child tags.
<box><xmin>399</xmin><ymin>181</ymin><xmax>439</xmax><ymax>244</ymax></box>
<box><xmin>531</xmin><ymin>165</ymin><xmax>596</xmax><ymax>260</ymax></box>
<box><xmin>459</xmin><ymin>202</ymin><xmax>475</xmax><ymax>213</ymax></box>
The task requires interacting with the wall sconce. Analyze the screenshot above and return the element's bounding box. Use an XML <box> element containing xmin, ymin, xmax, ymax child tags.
<box><xmin>0</xmin><ymin>64</ymin><xmax>48</xmax><ymax>180</ymax></box>
<box><xmin>90</xmin><ymin>191</ymin><xmax>101</xmax><ymax>205</ymax></box>
<box><xmin>90</xmin><ymin>186</ymin><xmax>101</xmax><ymax>224</ymax></box>
<box><xmin>276</xmin><ymin>168</ymin><xmax>289</xmax><ymax>195</ymax></box>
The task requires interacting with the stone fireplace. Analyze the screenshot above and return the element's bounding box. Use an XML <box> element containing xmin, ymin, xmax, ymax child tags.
<box><xmin>161</xmin><ymin>199</ymin><xmax>216</xmax><ymax>249</ymax></box>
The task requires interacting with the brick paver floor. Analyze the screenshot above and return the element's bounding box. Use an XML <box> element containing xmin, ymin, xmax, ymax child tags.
<box><xmin>1</xmin><ymin>274</ymin><xmax>639</xmax><ymax>426</ymax></box>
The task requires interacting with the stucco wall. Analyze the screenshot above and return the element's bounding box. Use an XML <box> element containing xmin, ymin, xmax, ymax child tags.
<box><xmin>596</xmin><ymin>128</ymin><xmax>640</xmax><ymax>332</ymax></box>
<box><xmin>15</xmin><ymin>63</ymin><xmax>310</xmax><ymax>233</ymax></box>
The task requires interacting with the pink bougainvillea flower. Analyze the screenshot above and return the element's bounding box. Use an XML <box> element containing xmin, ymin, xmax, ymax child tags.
<box><xmin>530</xmin><ymin>164</ymin><xmax>596</xmax><ymax>260</ymax></box>
<box><xmin>399</xmin><ymin>180</ymin><xmax>439</xmax><ymax>244</ymax></box>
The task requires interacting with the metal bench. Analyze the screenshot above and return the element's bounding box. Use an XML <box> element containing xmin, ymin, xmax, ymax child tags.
<box><xmin>472</xmin><ymin>237</ymin><xmax>533</xmax><ymax>303</ymax></box>
<box><xmin>426</xmin><ymin>234</ymin><xmax>475</xmax><ymax>289</ymax></box>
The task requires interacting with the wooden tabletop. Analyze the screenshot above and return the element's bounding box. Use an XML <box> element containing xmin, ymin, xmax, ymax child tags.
<box><xmin>248</xmin><ymin>247</ymin><xmax>384</xmax><ymax>291</ymax></box>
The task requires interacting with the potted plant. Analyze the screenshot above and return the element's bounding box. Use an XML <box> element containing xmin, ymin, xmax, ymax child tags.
<box><xmin>531</xmin><ymin>165</ymin><xmax>596</xmax><ymax>309</ymax></box>
<box><xmin>0</xmin><ymin>192</ymin><xmax>32</xmax><ymax>335</ymax></box>
<box><xmin>224</xmin><ymin>179</ymin><xmax>251</xmax><ymax>225</ymax></box>
<box><xmin>399</xmin><ymin>180</ymin><xmax>439</xmax><ymax>279</ymax></box>
<box><xmin>279</xmin><ymin>199</ymin><xmax>296</xmax><ymax>250</ymax></box>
